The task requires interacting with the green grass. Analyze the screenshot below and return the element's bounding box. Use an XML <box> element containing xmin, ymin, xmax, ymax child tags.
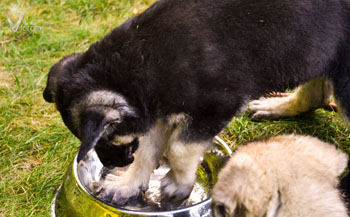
<box><xmin>0</xmin><ymin>0</ymin><xmax>349</xmax><ymax>216</ymax></box>
<box><xmin>0</xmin><ymin>1</ymin><xmax>154</xmax><ymax>216</ymax></box>
<box><xmin>222</xmin><ymin>110</ymin><xmax>350</xmax><ymax>153</ymax></box>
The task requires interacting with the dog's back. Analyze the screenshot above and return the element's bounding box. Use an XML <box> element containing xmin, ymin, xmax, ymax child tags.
<box><xmin>87</xmin><ymin>0</ymin><xmax>350</xmax><ymax>117</ymax></box>
<box><xmin>211</xmin><ymin>135</ymin><xmax>348</xmax><ymax>217</ymax></box>
<box><xmin>44</xmin><ymin>0</ymin><xmax>350</xmax><ymax>143</ymax></box>
<box><xmin>256</xmin><ymin>135</ymin><xmax>348</xmax><ymax>217</ymax></box>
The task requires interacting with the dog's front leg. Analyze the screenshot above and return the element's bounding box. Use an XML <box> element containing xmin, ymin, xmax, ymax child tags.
<box><xmin>98</xmin><ymin>120</ymin><xmax>171</xmax><ymax>205</ymax></box>
<box><xmin>161</xmin><ymin>134</ymin><xmax>211</xmax><ymax>205</ymax></box>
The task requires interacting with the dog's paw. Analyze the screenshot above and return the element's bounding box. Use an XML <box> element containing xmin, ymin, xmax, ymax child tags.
<box><xmin>96</xmin><ymin>173</ymin><xmax>148</xmax><ymax>206</ymax></box>
<box><xmin>160</xmin><ymin>170</ymin><xmax>193</xmax><ymax>203</ymax></box>
<box><xmin>249</xmin><ymin>96</ymin><xmax>297</xmax><ymax>120</ymax></box>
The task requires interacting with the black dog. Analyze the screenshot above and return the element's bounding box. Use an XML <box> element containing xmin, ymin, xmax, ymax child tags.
<box><xmin>43</xmin><ymin>0</ymin><xmax>350</xmax><ymax>206</ymax></box>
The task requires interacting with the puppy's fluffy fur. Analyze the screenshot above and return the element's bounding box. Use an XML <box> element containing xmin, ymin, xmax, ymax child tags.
<box><xmin>211</xmin><ymin>135</ymin><xmax>348</xmax><ymax>217</ymax></box>
<box><xmin>43</xmin><ymin>0</ymin><xmax>350</xmax><ymax>205</ymax></box>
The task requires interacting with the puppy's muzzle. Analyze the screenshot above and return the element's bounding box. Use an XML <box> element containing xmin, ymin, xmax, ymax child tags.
<box><xmin>95</xmin><ymin>138</ymin><xmax>139</xmax><ymax>169</ymax></box>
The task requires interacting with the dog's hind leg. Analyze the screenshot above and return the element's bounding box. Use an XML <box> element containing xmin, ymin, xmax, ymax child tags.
<box><xmin>332</xmin><ymin>44</ymin><xmax>350</xmax><ymax>127</ymax></box>
<box><xmin>97</xmin><ymin>119</ymin><xmax>172</xmax><ymax>205</ymax></box>
<box><xmin>330</xmin><ymin>38</ymin><xmax>350</xmax><ymax>203</ymax></box>
<box><xmin>249</xmin><ymin>77</ymin><xmax>332</xmax><ymax>120</ymax></box>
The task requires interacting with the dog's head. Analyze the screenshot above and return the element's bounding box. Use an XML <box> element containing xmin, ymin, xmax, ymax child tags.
<box><xmin>43</xmin><ymin>53</ymin><xmax>139</xmax><ymax>167</ymax></box>
<box><xmin>95</xmin><ymin>137</ymin><xmax>139</xmax><ymax>169</ymax></box>
<box><xmin>211</xmin><ymin>153</ymin><xmax>280</xmax><ymax>217</ymax></box>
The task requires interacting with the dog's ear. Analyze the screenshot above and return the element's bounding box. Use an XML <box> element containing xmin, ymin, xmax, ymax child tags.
<box><xmin>43</xmin><ymin>63</ymin><xmax>59</xmax><ymax>103</ymax></box>
<box><xmin>77</xmin><ymin>108</ymin><xmax>122</xmax><ymax>162</ymax></box>
<box><xmin>43</xmin><ymin>53</ymin><xmax>80</xmax><ymax>103</ymax></box>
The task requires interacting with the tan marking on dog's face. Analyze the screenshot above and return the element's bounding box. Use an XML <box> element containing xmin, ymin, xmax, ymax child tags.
<box><xmin>111</xmin><ymin>135</ymin><xmax>135</xmax><ymax>146</ymax></box>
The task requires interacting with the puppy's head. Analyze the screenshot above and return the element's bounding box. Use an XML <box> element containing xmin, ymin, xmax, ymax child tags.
<box><xmin>211</xmin><ymin>153</ymin><xmax>280</xmax><ymax>217</ymax></box>
<box><xmin>43</xmin><ymin>53</ymin><xmax>139</xmax><ymax>167</ymax></box>
<box><xmin>95</xmin><ymin>137</ymin><xmax>139</xmax><ymax>169</ymax></box>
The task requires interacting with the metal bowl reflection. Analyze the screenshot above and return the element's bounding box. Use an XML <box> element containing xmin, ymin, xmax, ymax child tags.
<box><xmin>51</xmin><ymin>136</ymin><xmax>232</xmax><ymax>217</ymax></box>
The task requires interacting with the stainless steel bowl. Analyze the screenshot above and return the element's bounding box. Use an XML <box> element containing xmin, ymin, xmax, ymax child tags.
<box><xmin>51</xmin><ymin>136</ymin><xmax>232</xmax><ymax>217</ymax></box>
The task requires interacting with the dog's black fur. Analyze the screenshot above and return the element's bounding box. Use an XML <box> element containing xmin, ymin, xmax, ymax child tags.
<box><xmin>44</xmin><ymin>0</ymin><xmax>350</xmax><ymax>203</ymax></box>
<box><xmin>95</xmin><ymin>138</ymin><xmax>139</xmax><ymax>169</ymax></box>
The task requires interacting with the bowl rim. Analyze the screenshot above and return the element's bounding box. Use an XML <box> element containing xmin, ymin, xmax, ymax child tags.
<box><xmin>52</xmin><ymin>136</ymin><xmax>232</xmax><ymax>216</ymax></box>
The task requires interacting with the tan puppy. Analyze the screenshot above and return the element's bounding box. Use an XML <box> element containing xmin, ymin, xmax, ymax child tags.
<box><xmin>211</xmin><ymin>135</ymin><xmax>348</xmax><ymax>217</ymax></box>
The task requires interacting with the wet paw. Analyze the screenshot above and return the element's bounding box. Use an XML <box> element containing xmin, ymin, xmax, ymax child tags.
<box><xmin>160</xmin><ymin>171</ymin><xmax>193</xmax><ymax>203</ymax></box>
<box><xmin>96</xmin><ymin>173</ymin><xmax>148</xmax><ymax>206</ymax></box>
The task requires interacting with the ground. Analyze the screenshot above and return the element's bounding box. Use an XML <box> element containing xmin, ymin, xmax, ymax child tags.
<box><xmin>0</xmin><ymin>0</ymin><xmax>349</xmax><ymax>216</ymax></box>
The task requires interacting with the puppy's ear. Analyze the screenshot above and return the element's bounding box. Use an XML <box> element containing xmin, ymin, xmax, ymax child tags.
<box><xmin>43</xmin><ymin>63</ymin><xmax>59</xmax><ymax>103</ymax></box>
<box><xmin>43</xmin><ymin>53</ymin><xmax>80</xmax><ymax>103</ymax></box>
<box><xmin>212</xmin><ymin>202</ymin><xmax>227</xmax><ymax>217</ymax></box>
<box><xmin>77</xmin><ymin>108</ymin><xmax>122</xmax><ymax>162</ymax></box>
